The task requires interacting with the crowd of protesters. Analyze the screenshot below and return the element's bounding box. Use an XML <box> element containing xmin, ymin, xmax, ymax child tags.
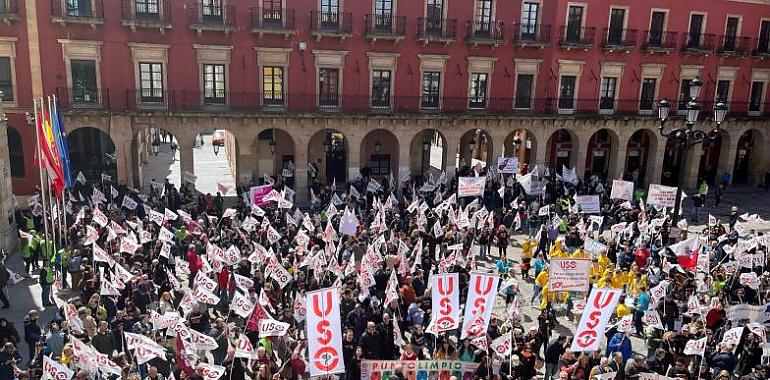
<box><xmin>0</xmin><ymin>164</ymin><xmax>769</xmax><ymax>380</ymax></box>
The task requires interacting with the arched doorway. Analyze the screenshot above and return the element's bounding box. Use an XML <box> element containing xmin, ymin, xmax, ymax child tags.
<box><xmin>410</xmin><ymin>129</ymin><xmax>447</xmax><ymax>180</ymax></box>
<box><xmin>624</xmin><ymin>130</ymin><xmax>655</xmax><ymax>187</ymax></box>
<box><xmin>546</xmin><ymin>129</ymin><xmax>576</xmax><ymax>171</ymax></box>
<box><xmin>256</xmin><ymin>129</ymin><xmax>296</xmax><ymax>187</ymax></box>
<box><xmin>459</xmin><ymin>129</ymin><xmax>493</xmax><ymax>174</ymax></box>
<box><xmin>194</xmin><ymin>129</ymin><xmax>237</xmax><ymax>195</ymax></box>
<box><xmin>585</xmin><ymin>129</ymin><xmax>615</xmax><ymax>180</ymax></box>
<box><xmin>360</xmin><ymin>129</ymin><xmax>398</xmax><ymax>180</ymax></box>
<box><xmin>733</xmin><ymin>129</ymin><xmax>762</xmax><ymax>185</ymax></box>
<box><xmin>8</xmin><ymin>126</ymin><xmax>25</xmax><ymax>179</ymax></box>
<box><xmin>697</xmin><ymin>131</ymin><xmax>728</xmax><ymax>186</ymax></box>
<box><xmin>660</xmin><ymin>137</ymin><xmax>686</xmax><ymax>187</ymax></box>
<box><xmin>67</xmin><ymin>127</ymin><xmax>116</xmax><ymax>183</ymax></box>
<box><xmin>503</xmin><ymin>129</ymin><xmax>536</xmax><ymax>173</ymax></box>
<box><xmin>308</xmin><ymin>129</ymin><xmax>348</xmax><ymax>185</ymax></box>
<box><xmin>134</xmin><ymin>127</ymin><xmax>181</xmax><ymax>192</ymax></box>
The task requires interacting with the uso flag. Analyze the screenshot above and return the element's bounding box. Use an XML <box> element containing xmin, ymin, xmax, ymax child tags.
<box><xmin>461</xmin><ymin>273</ymin><xmax>500</xmax><ymax>339</ymax></box>
<box><xmin>570</xmin><ymin>288</ymin><xmax>623</xmax><ymax>352</ymax></box>
<box><xmin>306</xmin><ymin>287</ymin><xmax>345</xmax><ymax>377</ymax></box>
<box><xmin>430</xmin><ymin>273</ymin><xmax>460</xmax><ymax>332</ymax></box>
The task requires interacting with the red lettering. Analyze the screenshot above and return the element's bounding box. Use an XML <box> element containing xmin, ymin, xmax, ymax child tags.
<box><xmin>311</xmin><ymin>292</ymin><xmax>332</xmax><ymax>318</ymax></box>
<box><xmin>585</xmin><ymin>310</ymin><xmax>602</xmax><ymax>329</ymax></box>
<box><xmin>473</xmin><ymin>276</ymin><xmax>495</xmax><ymax>295</ymax></box>
<box><xmin>592</xmin><ymin>290</ymin><xmax>617</xmax><ymax>309</ymax></box>
<box><xmin>438</xmin><ymin>276</ymin><xmax>454</xmax><ymax>295</ymax></box>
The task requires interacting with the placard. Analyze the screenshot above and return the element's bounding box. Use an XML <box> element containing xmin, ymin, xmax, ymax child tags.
<box><xmin>548</xmin><ymin>259</ymin><xmax>591</xmax><ymax>292</ymax></box>
<box><xmin>496</xmin><ymin>157</ymin><xmax>520</xmax><ymax>174</ymax></box>
<box><xmin>647</xmin><ymin>184</ymin><xmax>678</xmax><ymax>208</ymax></box>
<box><xmin>575</xmin><ymin>195</ymin><xmax>601</xmax><ymax>214</ymax></box>
<box><xmin>249</xmin><ymin>185</ymin><xmax>273</xmax><ymax>207</ymax></box>
<box><xmin>610</xmin><ymin>180</ymin><xmax>634</xmax><ymax>201</ymax></box>
<box><xmin>457</xmin><ymin>177</ymin><xmax>487</xmax><ymax>197</ymax></box>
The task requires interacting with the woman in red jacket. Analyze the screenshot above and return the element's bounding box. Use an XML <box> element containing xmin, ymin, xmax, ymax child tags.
<box><xmin>187</xmin><ymin>245</ymin><xmax>202</xmax><ymax>287</ymax></box>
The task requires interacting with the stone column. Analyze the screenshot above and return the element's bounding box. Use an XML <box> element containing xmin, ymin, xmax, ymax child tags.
<box><xmin>443</xmin><ymin>132</ymin><xmax>461</xmax><ymax>181</ymax></box>
<box><xmin>682</xmin><ymin>143</ymin><xmax>701</xmax><ymax>191</ymax></box>
<box><xmin>347</xmin><ymin>137</ymin><xmax>361</xmax><ymax>182</ymax></box>
<box><xmin>177</xmin><ymin>134</ymin><xmax>196</xmax><ymax>190</ymax></box>
<box><xmin>397</xmin><ymin>134</ymin><xmax>411</xmax><ymax>189</ymax></box>
<box><xmin>574</xmin><ymin>131</ymin><xmax>590</xmax><ymax>181</ymax></box>
<box><xmin>110</xmin><ymin>115</ymin><xmax>134</xmax><ymax>187</ymax></box>
<box><xmin>294</xmin><ymin>137</ymin><xmax>309</xmax><ymax>203</ymax></box>
<box><xmin>649</xmin><ymin>136</ymin><xmax>668</xmax><ymax>185</ymax></box>
<box><xmin>717</xmin><ymin>135</ymin><xmax>738</xmax><ymax>186</ymax></box>
<box><xmin>609</xmin><ymin>139</ymin><xmax>627</xmax><ymax>181</ymax></box>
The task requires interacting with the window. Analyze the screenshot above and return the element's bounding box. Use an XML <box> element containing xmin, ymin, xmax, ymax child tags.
<box><xmin>422</xmin><ymin>71</ymin><xmax>441</xmax><ymax>108</ymax></box>
<box><xmin>370</xmin><ymin>154</ymin><xmax>390</xmax><ymax>176</ymax></box>
<box><xmin>426</xmin><ymin>0</ymin><xmax>444</xmax><ymax>33</ymax></box>
<box><xmin>639</xmin><ymin>78</ymin><xmax>656</xmax><ymax>111</ymax></box>
<box><xmin>514</xmin><ymin>74</ymin><xmax>533</xmax><ymax>109</ymax></box>
<box><xmin>521</xmin><ymin>2</ymin><xmax>539</xmax><ymax>38</ymax></box>
<box><xmin>749</xmin><ymin>81</ymin><xmax>764</xmax><ymax>112</ymax></box>
<box><xmin>374</xmin><ymin>0</ymin><xmax>392</xmax><ymax>30</ymax></box>
<box><xmin>678</xmin><ymin>79</ymin><xmax>692</xmax><ymax>109</ymax></box>
<box><xmin>136</xmin><ymin>0</ymin><xmax>159</xmax><ymax>15</ymax></box>
<box><xmin>688</xmin><ymin>14</ymin><xmax>704</xmax><ymax>48</ymax></box>
<box><xmin>263</xmin><ymin>0</ymin><xmax>282</xmax><ymax>26</ymax></box>
<box><xmin>475</xmin><ymin>0</ymin><xmax>493</xmax><ymax>35</ymax></box>
<box><xmin>66</xmin><ymin>0</ymin><xmax>93</xmax><ymax>17</ymax></box>
<box><xmin>558</xmin><ymin>75</ymin><xmax>576</xmax><ymax>109</ymax></box>
<box><xmin>319</xmin><ymin>68</ymin><xmax>339</xmax><ymax>107</ymax></box>
<box><xmin>607</xmin><ymin>8</ymin><xmax>625</xmax><ymax>45</ymax></box>
<box><xmin>724</xmin><ymin>17</ymin><xmax>739</xmax><ymax>50</ymax></box>
<box><xmin>203</xmin><ymin>63</ymin><xmax>226</xmax><ymax>104</ymax></box>
<box><xmin>758</xmin><ymin>20</ymin><xmax>770</xmax><ymax>52</ymax></box>
<box><xmin>371</xmin><ymin>70</ymin><xmax>391</xmax><ymax>107</ymax></box>
<box><xmin>716</xmin><ymin>80</ymin><xmax>730</xmax><ymax>103</ymax></box>
<box><xmin>0</xmin><ymin>57</ymin><xmax>13</xmax><ymax>102</ymax></box>
<box><xmin>320</xmin><ymin>0</ymin><xmax>339</xmax><ymax>28</ymax></box>
<box><xmin>469</xmin><ymin>73</ymin><xmax>488</xmax><ymax>108</ymax></box>
<box><xmin>566</xmin><ymin>5</ymin><xmax>584</xmax><ymax>43</ymax></box>
<box><xmin>648</xmin><ymin>11</ymin><xmax>666</xmax><ymax>46</ymax></box>
<box><xmin>599</xmin><ymin>77</ymin><xmax>617</xmax><ymax>110</ymax></box>
<box><xmin>202</xmin><ymin>0</ymin><xmax>222</xmax><ymax>21</ymax></box>
<box><xmin>71</xmin><ymin>59</ymin><xmax>98</xmax><ymax>104</ymax></box>
<box><xmin>139</xmin><ymin>62</ymin><xmax>163</xmax><ymax>103</ymax></box>
<box><xmin>262</xmin><ymin>66</ymin><xmax>284</xmax><ymax>106</ymax></box>
<box><xmin>8</xmin><ymin>127</ymin><xmax>23</xmax><ymax>178</ymax></box>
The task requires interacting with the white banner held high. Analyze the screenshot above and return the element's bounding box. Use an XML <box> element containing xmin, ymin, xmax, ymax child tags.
<box><xmin>306</xmin><ymin>287</ymin><xmax>345</xmax><ymax>377</ymax></box>
<box><xmin>610</xmin><ymin>180</ymin><xmax>634</xmax><ymax>201</ymax></box>
<box><xmin>430</xmin><ymin>273</ymin><xmax>460</xmax><ymax>332</ymax></box>
<box><xmin>461</xmin><ymin>273</ymin><xmax>499</xmax><ymax>339</ymax></box>
<box><xmin>571</xmin><ymin>288</ymin><xmax>623</xmax><ymax>352</ymax></box>
<box><xmin>457</xmin><ymin>177</ymin><xmax>487</xmax><ymax>197</ymax></box>
<box><xmin>647</xmin><ymin>184</ymin><xmax>678</xmax><ymax>208</ymax></box>
<box><xmin>548</xmin><ymin>259</ymin><xmax>591</xmax><ymax>292</ymax></box>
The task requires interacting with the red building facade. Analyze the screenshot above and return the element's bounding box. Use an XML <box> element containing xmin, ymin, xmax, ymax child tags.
<box><xmin>4</xmin><ymin>0</ymin><xmax>770</xmax><ymax>199</ymax></box>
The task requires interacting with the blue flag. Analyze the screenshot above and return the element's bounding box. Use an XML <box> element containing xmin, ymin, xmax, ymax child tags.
<box><xmin>51</xmin><ymin>102</ymin><xmax>74</xmax><ymax>188</ymax></box>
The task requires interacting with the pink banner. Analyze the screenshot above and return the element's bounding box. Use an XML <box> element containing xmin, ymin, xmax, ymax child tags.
<box><xmin>249</xmin><ymin>185</ymin><xmax>273</xmax><ymax>207</ymax></box>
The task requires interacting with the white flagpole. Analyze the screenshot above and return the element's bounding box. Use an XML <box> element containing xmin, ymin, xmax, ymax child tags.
<box><xmin>34</xmin><ymin>99</ymin><xmax>52</xmax><ymax>263</ymax></box>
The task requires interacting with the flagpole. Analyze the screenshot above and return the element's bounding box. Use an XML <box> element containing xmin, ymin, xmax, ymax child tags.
<box><xmin>34</xmin><ymin>98</ymin><xmax>52</xmax><ymax>266</ymax></box>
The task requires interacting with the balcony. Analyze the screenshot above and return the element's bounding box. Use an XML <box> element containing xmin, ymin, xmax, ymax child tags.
<box><xmin>558</xmin><ymin>26</ymin><xmax>595</xmax><ymax>50</ymax></box>
<box><xmin>751</xmin><ymin>38</ymin><xmax>770</xmax><ymax>58</ymax></box>
<box><xmin>512</xmin><ymin>23</ymin><xmax>550</xmax><ymax>48</ymax></box>
<box><xmin>716</xmin><ymin>35</ymin><xmax>751</xmax><ymax>56</ymax></box>
<box><xmin>310</xmin><ymin>11</ymin><xmax>353</xmax><ymax>40</ymax></box>
<box><xmin>249</xmin><ymin>7</ymin><xmax>295</xmax><ymax>38</ymax></box>
<box><xmin>55</xmin><ymin>87</ymin><xmax>110</xmax><ymax>110</ymax></box>
<box><xmin>121</xmin><ymin>0</ymin><xmax>172</xmax><ymax>32</ymax></box>
<box><xmin>681</xmin><ymin>33</ymin><xmax>716</xmax><ymax>55</ymax></box>
<box><xmin>364</xmin><ymin>14</ymin><xmax>406</xmax><ymax>42</ymax></box>
<box><xmin>187</xmin><ymin>3</ymin><xmax>235</xmax><ymax>34</ymax></box>
<box><xmin>465</xmin><ymin>20</ymin><xmax>505</xmax><ymax>47</ymax></box>
<box><xmin>641</xmin><ymin>30</ymin><xmax>677</xmax><ymax>53</ymax></box>
<box><xmin>417</xmin><ymin>17</ymin><xmax>457</xmax><ymax>45</ymax></box>
<box><xmin>602</xmin><ymin>28</ymin><xmax>636</xmax><ymax>52</ymax></box>
<box><xmin>0</xmin><ymin>0</ymin><xmax>19</xmax><ymax>24</ymax></box>
<box><xmin>126</xmin><ymin>89</ymin><xmax>175</xmax><ymax>110</ymax></box>
<box><xmin>51</xmin><ymin>0</ymin><xmax>104</xmax><ymax>27</ymax></box>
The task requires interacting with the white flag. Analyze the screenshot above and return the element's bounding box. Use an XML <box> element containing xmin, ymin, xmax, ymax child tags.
<box><xmin>683</xmin><ymin>337</ymin><xmax>707</xmax><ymax>356</ymax></box>
<box><xmin>76</xmin><ymin>171</ymin><xmax>86</xmax><ymax>185</ymax></box>
<box><xmin>43</xmin><ymin>355</ymin><xmax>75</xmax><ymax>380</ymax></box>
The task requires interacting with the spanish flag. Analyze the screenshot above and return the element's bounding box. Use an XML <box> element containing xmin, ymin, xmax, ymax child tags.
<box><xmin>36</xmin><ymin>99</ymin><xmax>65</xmax><ymax>196</ymax></box>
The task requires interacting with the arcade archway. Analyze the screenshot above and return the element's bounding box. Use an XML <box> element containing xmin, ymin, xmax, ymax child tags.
<box><xmin>546</xmin><ymin>129</ymin><xmax>577</xmax><ymax>171</ymax></box>
<box><xmin>193</xmin><ymin>129</ymin><xmax>238</xmax><ymax>196</ymax></box>
<box><xmin>360</xmin><ymin>129</ymin><xmax>399</xmax><ymax>180</ymax></box>
<box><xmin>308</xmin><ymin>129</ymin><xmax>348</xmax><ymax>185</ymax></box>
<box><xmin>410</xmin><ymin>129</ymin><xmax>447</xmax><ymax>179</ymax></box>
<box><xmin>67</xmin><ymin>127</ymin><xmax>117</xmax><ymax>183</ymax></box>
<box><xmin>134</xmin><ymin>127</ymin><xmax>181</xmax><ymax>192</ymax></box>
<box><xmin>503</xmin><ymin>128</ymin><xmax>537</xmax><ymax>173</ymax></box>
<box><xmin>256</xmin><ymin>129</ymin><xmax>296</xmax><ymax>187</ymax></box>
<box><xmin>459</xmin><ymin>129</ymin><xmax>493</xmax><ymax>174</ymax></box>
<box><xmin>733</xmin><ymin>129</ymin><xmax>764</xmax><ymax>185</ymax></box>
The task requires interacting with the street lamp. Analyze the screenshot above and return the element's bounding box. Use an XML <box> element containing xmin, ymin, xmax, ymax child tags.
<box><xmin>657</xmin><ymin>77</ymin><xmax>725</xmax><ymax>224</ymax></box>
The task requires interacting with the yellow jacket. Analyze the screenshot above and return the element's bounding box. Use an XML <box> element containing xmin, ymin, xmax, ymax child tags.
<box><xmin>571</xmin><ymin>249</ymin><xmax>589</xmax><ymax>259</ymax></box>
<box><xmin>539</xmin><ymin>285</ymin><xmax>556</xmax><ymax>309</ymax></box>
<box><xmin>535</xmin><ymin>270</ymin><xmax>549</xmax><ymax>288</ymax></box>
<box><xmin>615</xmin><ymin>303</ymin><xmax>631</xmax><ymax>318</ymax></box>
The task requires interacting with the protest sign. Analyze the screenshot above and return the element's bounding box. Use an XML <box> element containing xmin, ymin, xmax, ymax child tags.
<box><xmin>496</xmin><ymin>157</ymin><xmax>520</xmax><ymax>174</ymax></box>
<box><xmin>360</xmin><ymin>360</ymin><xmax>480</xmax><ymax>380</ymax></box>
<box><xmin>571</xmin><ymin>288</ymin><xmax>623</xmax><ymax>352</ymax></box>
<box><xmin>250</xmin><ymin>185</ymin><xmax>273</xmax><ymax>206</ymax></box>
<box><xmin>548</xmin><ymin>259</ymin><xmax>591</xmax><ymax>292</ymax></box>
<box><xmin>575</xmin><ymin>195</ymin><xmax>601</xmax><ymax>214</ymax></box>
<box><xmin>457</xmin><ymin>177</ymin><xmax>486</xmax><ymax>197</ymax></box>
<box><xmin>647</xmin><ymin>184</ymin><xmax>678</xmax><ymax>208</ymax></box>
<box><xmin>610</xmin><ymin>180</ymin><xmax>634</xmax><ymax>201</ymax></box>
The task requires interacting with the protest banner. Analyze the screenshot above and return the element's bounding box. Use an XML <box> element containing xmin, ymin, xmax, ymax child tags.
<box><xmin>571</xmin><ymin>288</ymin><xmax>623</xmax><ymax>352</ymax></box>
<box><xmin>306</xmin><ymin>287</ymin><xmax>345</xmax><ymax>376</ymax></box>
<box><xmin>647</xmin><ymin>184</ymin><xmax>678</xmax><ymax>208</ymax></box>
<box><xmin>548</xmin><ymin>258</ymin><xmax>591</xmax><ymax>292</ymax></box>
<box><xmin>583</xmin><ymin>238</ymin><xmax>608</xmax><ymax>260</ymax></box>
<box><xmin>461</xmin><ymin>273</ymin><xmax>499</xmax><ymax>339</ymax></box>
<box><xmin>457</xmin><ymin>177</ymin><xmax>486</xmax><ymax>197</ymax></box>
<box><xmin>496</xmin><ymin>157</ymin><xmax>520</xmax><ymax>174</ymax></box>
<box><xmin>575</xmin><ymin>195</ymin><xmax>601</xmax><ymax>214</ymax></box>
<box><xmin>610</xmin><ymin>180</ymin><xmax>634</xmax><ymax>201</ymax></box>
<box><xmin>360</xmin><ymin>360</ymin><xmax>480</xmax><ymax>380</ymax></box>
<box><xmin>431</xmin><ymin>273</ymin><xmax>460</xmax><ymax>332</ymax></box>
<box><xmin>249</xmin><ymin>185</ymin><xmax>273</xmax><ymax>207</ymax></box>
